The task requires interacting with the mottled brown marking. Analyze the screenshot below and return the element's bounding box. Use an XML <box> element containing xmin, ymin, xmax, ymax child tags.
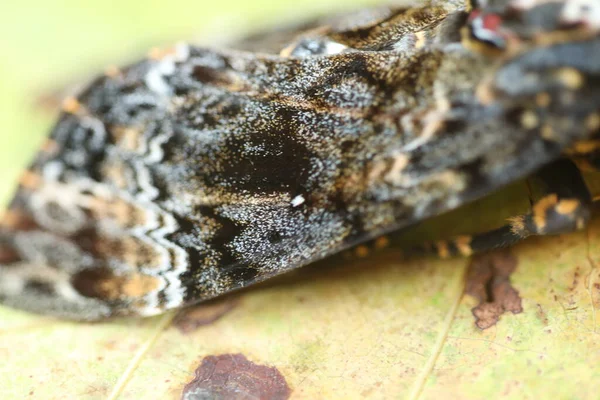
<box><xmin>89</xmin><ymin>197</ymin><xmax>147</xmax><ymax>228</ymax></box>
<box><xmin>122</xmin><ymin>274</ymin><xmax>162</xmax><ymax>297</ymax></box>
<box><xmin>328</xmin><ymin>5</ymin><xmax>449</xmax><ymax>50</ymax></box>
<box><xmin>174</xmin><ymin>299</ymin><xmax>238</xmax><ymax>334</ymax></box>
<box><xmin>110</xmin><ymin>126</ymin><xmax>142</xmax><ymax>151</ymax></box>
<box><xmin>182</xmin><ymin>354</ymin><xmax>290</xmax><ymax>400</ymax></box>
<box><xmin>122</xmin><ymin>237</ymin><xmax>161</xmax><ymax>269</ymax></box>
<box><xmin>101</xmin><ymin>162</ymin><xmax>129</xmax><ymax>189</ymax></box>
<box><xmin>95</xmin><ymin>236</ymin><xmax>163</xmax><ymax>270</ymax></box>
<box><xmin>93</xmin><ymin>273</ymin><xmax>161</xmax><ymax>300</ymax></box>
<box><xmin>465</xmin><ymin>250</ymin><xmax>522</xmax><ymax>329</ymax></box>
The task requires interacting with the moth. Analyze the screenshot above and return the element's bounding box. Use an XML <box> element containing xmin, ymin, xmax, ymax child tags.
<box><xmin>0</xmin><ymin>0</ymin><xmax>599</xmax><ymax>320</ymax></box>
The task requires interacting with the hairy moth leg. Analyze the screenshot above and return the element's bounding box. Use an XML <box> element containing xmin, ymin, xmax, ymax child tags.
<box><xmin>407</xmin><ymin>158</ymin><xmax>592</xmax><ymax>258</ymax></box>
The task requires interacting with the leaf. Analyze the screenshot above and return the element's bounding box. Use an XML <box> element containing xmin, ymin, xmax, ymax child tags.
<box><xmin>2</xmin><ymin>1</ymin><xmax>600</xmax><ymax>399</ymax></box>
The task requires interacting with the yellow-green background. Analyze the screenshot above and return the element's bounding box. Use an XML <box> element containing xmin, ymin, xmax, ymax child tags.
<box><xmin>2</xmin><ymin>1</ymin><xmax>600</xmax><ymax>399</ymax></box>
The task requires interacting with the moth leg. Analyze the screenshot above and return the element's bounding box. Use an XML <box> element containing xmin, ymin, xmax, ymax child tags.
<box><xmin>427</xmin><ymin>158</ymin><xmax>592</xmax><ymax>258</ymax></box>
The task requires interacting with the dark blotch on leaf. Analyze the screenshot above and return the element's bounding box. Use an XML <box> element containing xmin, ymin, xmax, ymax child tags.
<box><xmin>174</xmin><ymin>299</ymin><xmax>238</xmax><ymax>334</ymax></box>
<box><xmin>182</xmin><ymin>353</ymin><xmax>291</xmax><ymax>400</ymax></box>
<box><xmin>465</xmin><ymin>250</ymin><xmax>523</xmax><ymax>329</ymax></box>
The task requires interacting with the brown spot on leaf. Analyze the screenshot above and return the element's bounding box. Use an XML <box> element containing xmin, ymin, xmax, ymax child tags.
<box><xmin>182</xmin><ymin>353</ymin><xmax>291</xmax><ymax>400</ymax></box>
<box><xmin>465</xmin><ymin>250</ymin><xmax>523</xmax><ymax>329</ymax></box>
<box><xmin>572</xmin><ymin>266</ymin><xmax>581</xmax><ymax>291</ymax></box>
<box><xmin>174</xmin><ymin>299</ymin><xmax>238</xmax><ymax>334</ymax></box>
<box><xmin>536</xmin><ymin>303</ymin><xmax>548</xmax><ymax>325</ymax></box>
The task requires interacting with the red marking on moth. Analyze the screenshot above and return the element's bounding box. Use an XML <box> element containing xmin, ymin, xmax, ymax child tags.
<box><xmin>469</xmin><ymin>9</ymin><xmax>482</xmax><ymax>21</ymax></box>
<box><xmin>481</xmin><ymin>13</ymin><xmax>503</xmax><ymax>32</ymax></box>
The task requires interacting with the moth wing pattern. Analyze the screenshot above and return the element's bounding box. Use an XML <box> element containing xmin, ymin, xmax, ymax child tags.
<box><xmin>1</xmin><ymin>0</ymin><xmax>599</xmax><ymax>319</ymax></box>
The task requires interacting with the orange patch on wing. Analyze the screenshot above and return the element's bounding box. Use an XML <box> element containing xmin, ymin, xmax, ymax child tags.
<box><xmin>95</xmin><ymin>235</ymin><xmax>163</xmax><ymax>270</ymax></box>
<box><xmin>570</xmin><ymin>140</ymin><xmax>600</xmax><ymax>154</ymax></box>
<box><xmin>97</xmin><ymin>273</ymin><xmax>161</xmax><ymax>300</ymax></box>
<box><xmin>148</xmin><ymin>46</ymin><xmax>177</xmax><ymax>60</ymax></box>
<box><xmin>19</xmin><ymin>171</ymin><xmax>42</xmax><ymax>189</ymax></box>
<box><xmin>62</xmin><ymin>96</ymin><xmax>82</xmax><ymax>114</ymax></box>
<box><xmin>532</xmin><ymin>194</ymin><xmax>558</xmax><ymax>232</ymax></box>
<box><xmin>435</xmin><ymin>241</ymin><xmax>450</xmax><ymax>259</ymax></box>
<box><xmin>41</xmin><ymin>139</ymin><xmax>59</xmax><ymax>154</ymax></box>
<box><xmin>454</xmin><ymin>235</ymin><xmax>473</xmax><ymax>256</ymax></box>
<box><xmin>101</xmin><ymin>162</ymin><xmax>129</xmax><ymax>189</ymax></box>
<box><xmin>555</xmin><ymin>199</ymin><xmax>580</xmax><ymax>216</ymax></box>
<box><xmin>355</xmin><ymin>245</ymin><xmax>370</xmax><ymax>258</ymax></box>
<box><xmin>374</xmin><ymin>236</ymin><xmax>390</xmax><ymax>249</ymax></box>
<box><xmin>105</xmin><ymin>65</ymin><xmax>121</xmax><ymax>77</ymax></box>
<box><xmin>0</xmin><ymin>210</ymin><xmax>36</xmax><ymax>230</ymax></box>
<box><xmin>89</xmin><ymin>197</ymin><xmax>147</xmax><ymax>228</ymax></box>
